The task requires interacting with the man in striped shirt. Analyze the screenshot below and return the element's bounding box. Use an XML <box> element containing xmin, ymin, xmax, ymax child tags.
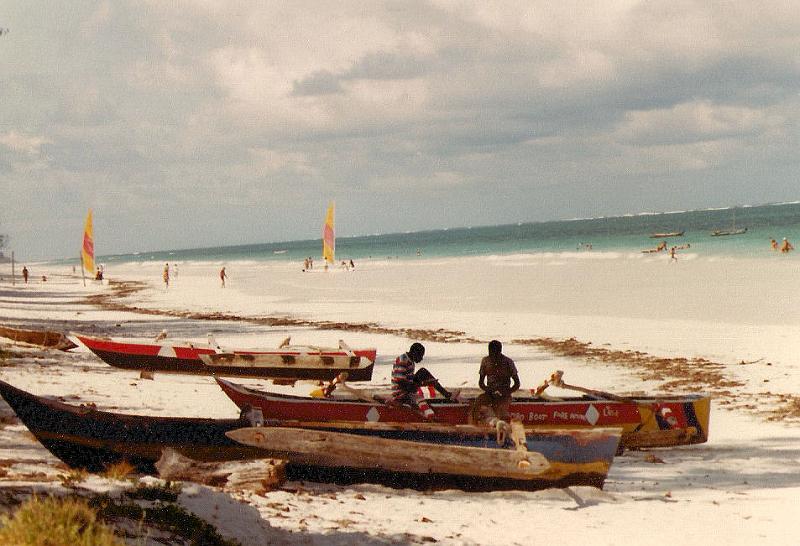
<box><xmin>391</xmin><ymin>343</ymin><xmax>452</xmax><ymax>419</ymax></box>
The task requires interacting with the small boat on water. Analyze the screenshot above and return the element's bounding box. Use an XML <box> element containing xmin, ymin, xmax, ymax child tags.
<box><xmin>0</xmin><ymin>379</ymin><xmax>263</xmax><ymax>473</ymax></box>
<box><xmin>228</xmin><ymin>419</ymin><xmax>621</xmax><ymax>491</ymax></box>
<box><xmin>216</xmin><ymin>373</ymin><xmax>710</xmax><ymax>450</ymax></box>
<box><xmin>649</xmin><ymin>231</ymin><xmax>684</xmax><ymax>238</ymax></box>
<box><xmin>711</xmin><ymin>209</ymin><xmax>747</xmax><ymax>237</ymax></box>
<box><xmin>711</xmin><ymin>227</ymin><xmax>747</xmax><ymax>237</ymax></box>
<box><xmin>0</xmin><ymin>325</ymin><xmax>77</xmax><ymax>351</ymax></box>
<box><xmin>71</xmin><ymin>333</ymin><xmax>376</xmax><ymax>381</ymax></box>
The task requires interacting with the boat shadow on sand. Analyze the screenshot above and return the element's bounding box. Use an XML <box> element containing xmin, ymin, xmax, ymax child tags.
<box><xmin>611</xmin><ymin>436</ymin><xmax>800</xmax><ymax>494</ymax></box>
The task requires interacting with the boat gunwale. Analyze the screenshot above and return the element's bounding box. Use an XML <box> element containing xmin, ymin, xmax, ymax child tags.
<box><xmin>217</xmin><ymin>378</ymin><xmax>710</xmax><ymax>406</ymax></box>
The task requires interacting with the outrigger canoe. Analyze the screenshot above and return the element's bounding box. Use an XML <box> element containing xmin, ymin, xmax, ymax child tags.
<box><xmin>227</xmin><ymin>419</ymin><xmax>621</xmax><ymax>491</ymax></box>
<box><xmin>649</xmin><ymin>231</ymin><xmax>684</xmax><ymax>238</ymax></box>
<box><xmin>0</xmin><ymin>379</ymin><xmax>263</xmax><ymax>473</ymax></box>
<box><xmin>216</xmin><ymin>375</ymin><xmax>710</xmax><ymax>450</ymax></box>
<box><xmin>70</xmin><ymin>333</ymin><xmax>376</xmax><ymax>381</ymax></box>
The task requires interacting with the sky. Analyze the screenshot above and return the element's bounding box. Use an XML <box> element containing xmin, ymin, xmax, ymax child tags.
<box><xmin>1</xmin><ymin>1</ymin><xmax>799</xmax><ymax>260</ymax></box>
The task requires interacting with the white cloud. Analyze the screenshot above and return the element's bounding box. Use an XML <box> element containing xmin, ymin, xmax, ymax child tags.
<box><xmin>614</xmin><ymin>101</ymin><xmax>785</xmax><ymax>145</ymax></box>
<box><xmin>80</xmin><ymin>0</ymin><xmax>112</xmax><ymax>37</ymax></box>
<box><xmin>0</xmin><ymin>131</ymin><xmax>50</xmax><ymax>155</ymax></box>
<box><xmin>249</xmin><ymin>148</ymin><xmax>315</xmax><ymax>175</ymax></box>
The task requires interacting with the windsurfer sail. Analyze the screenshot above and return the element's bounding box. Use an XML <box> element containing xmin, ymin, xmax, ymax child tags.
<box><xmin>81</xmin><ymin>209</ymin><xmax>95</xmax><ymax>275</ymax></box>
<box><xmin>322</xmin><ymin>201</ymin><xmax>335</xmax><ymax>265</ymax></box>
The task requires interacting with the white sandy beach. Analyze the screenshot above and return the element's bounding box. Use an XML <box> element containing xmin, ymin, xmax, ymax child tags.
<box><xmin>1</xmin><ymin>252</ymin><xmax>799</xmax><ymax>545</ymax></box>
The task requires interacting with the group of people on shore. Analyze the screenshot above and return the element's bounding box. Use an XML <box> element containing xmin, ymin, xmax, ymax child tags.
<box><xmin>391</xmin><ymin>340</ymin><xmax>520</xmax><ymax>424</ymax></box>
<box><xmin>159</xmin><ymin>263</ymin><xmax>231</xmax><ymax>289</ymax></box>
<box><xmin>161</xmin><ymin>263</ymin><xmax>180</xmax><ymax>287</ymax></box>
<box><xmin>301</xmin><ymin>257</ymin><xmax>356</xmax><ymax>272</ymax></box>
<box><xmin>770</xmin><ymin>238</ymin><xmax>794</xmax><ymax>253</ymax></box>
<box><xmin>15</xmin><ymin>266</ymin><xmax>45</xmax><ymax>284</ymax></box>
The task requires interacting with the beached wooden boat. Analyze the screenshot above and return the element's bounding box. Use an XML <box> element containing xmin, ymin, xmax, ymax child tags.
<box><xmin>0</xmin><ymin>379</ymin><xmax>619</xmax><ymax>490</ymax></box>
<box><xmin>70</xmin><ymin>333</ymin><xmax>376</xmax><ymax>381</ymax></box>
<box><xmin>0</xmin><ymin>379</ymin><xmax>265</xmax><ymax>473</ymax></box>
<box><xmin>216</xmin><ymin>376</ymin><xmax>710</xmax><ymax>450</ymax></box>
<box><xmin>228</xmin><ymin>420</ymin><xmax>621</xmax><ymax>491</ymax></box>
<box><xmin>0</xmin><ymin>325</ymin><xmax>77</xmax><ymax>351</ymax></box>
<box><xmin>199</xmin><ymin>348</ymin><xmax>372</xmax><ymax>377</ymax></box>
<box><xmin>649</xmin><ymin>231</ymin><xmax>684</xmax><ymax>238</ymax></box>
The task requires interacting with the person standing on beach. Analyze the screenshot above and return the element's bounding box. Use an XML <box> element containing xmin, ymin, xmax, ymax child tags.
<box><xmin>390</xmin><ymin>343</ymin><xmax>452</xmax><ymax>419</ymax></box>
<box><xmin>780</xmin><ymin>238</ymin><xmax>794</xmax><ymax>253</ymax></box>
<box><xmin>162</xmin><ymin>263</ymin><xmax>170</xmax><ymax>288</ymax></box>
<box><xmin>771</xmin><ymin>239</ymin><xmax>778</xmax><ymax>251</ymax></box>
<box><xmin>471</xmin><ymin>340</ymin><xmax>520</xmax><ymax>424</ymax></box>
<box><xmin>669</xmin><ymin>246</ymin><xmax>677</xmax><ymax>263</ymax></box>
<box><xmin>22</xmin><ymin>266</ymin><xmax>28</xmax><ymax>284</ymax></box>
<box><xmin>220</xmin><ymin>267</ymin><xmax>227</xmax><ymax>287</ymax></box>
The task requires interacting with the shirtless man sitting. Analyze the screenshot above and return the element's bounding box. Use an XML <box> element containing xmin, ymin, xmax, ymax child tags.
<box><xmin>471</xmin><ymin>340</ymin><xmax>521</xmax><ymax>424</ymax></box>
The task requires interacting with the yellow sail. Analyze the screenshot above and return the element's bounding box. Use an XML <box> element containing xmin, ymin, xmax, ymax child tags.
<box><xmin>322</xmin><ymin>201</ymin><xmax>335</xmax><ymax>264</ymax></box>
<box><xmin>81</xmin><ymin>209</ymin><xmax>95</xmax><ymax>274</ymax></box>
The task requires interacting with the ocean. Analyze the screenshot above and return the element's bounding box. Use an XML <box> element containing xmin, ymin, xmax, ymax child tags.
<box><xmin>97</xmin><ymin>201</ymin><xmax>800</xmax><ymax>266</ymax></box>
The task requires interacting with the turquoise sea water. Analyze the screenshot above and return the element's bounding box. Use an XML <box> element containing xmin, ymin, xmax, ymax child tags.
<box><xmin>97</xmin><ymin>202</ymin><xmax>800</xmax><ymax>265</ymax></box>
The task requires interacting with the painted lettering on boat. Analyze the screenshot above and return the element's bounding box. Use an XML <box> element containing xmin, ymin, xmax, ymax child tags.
<box><xmin>603</xmin><ymin>406</ymin><xmax>619</xmax><ymax>417</ymax></box>
<box><xmin>509</xmin><ymin>412</ymin><xmax>548</xmax><ymax>422</ymax></box>
<box><xmin>551</xmin><ymin>411</ymin><xmax>589</xmax><ymax>421</ymax></box>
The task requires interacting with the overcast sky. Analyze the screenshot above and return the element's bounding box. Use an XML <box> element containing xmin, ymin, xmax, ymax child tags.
<box><xmin>2</xmin><ymin>1</ymin><xmax>799</xmax><ymax>259</ymax></box>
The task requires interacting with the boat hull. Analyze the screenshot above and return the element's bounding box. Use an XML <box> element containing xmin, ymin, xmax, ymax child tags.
<box><xmin>217</xmin><ymin>378</ymin><xmax>710</xmax><ymax>450</ymax></box>
<box><xmin>228</xmin><ymin>422</ymin><xmax>620</xmax><ymax>491</ymax></box>
<box><xmin>0</xmin><ymin>326</ymin><xmax>77</xmax><ymax>351</ymax></box>
<box><xmin>710</xmin><ymin>228</ymin><xmax>747</xmax><ymax>236</ymax></box>
<box><xmin>0</xmin><ymin>380</ymin><xmax>617</xmax><ymax>491</ymax></box>
<box><xmin>0</xmin><ymin>380</ymin><xmax>264</xmax><ymax>474</ymax></box>
<box><xmin>72</xmin><ymin>334</ymin><xmax>375</xmax><ymax>381</ymax></box>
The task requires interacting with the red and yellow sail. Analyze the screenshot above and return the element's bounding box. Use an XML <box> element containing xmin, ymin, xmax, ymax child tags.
<box><xmin>81</xmin><ymin>209</ymin><xmax>95</xmax><ymax>274</ymax></box>
<box><xmin>322</xmin><ymin>201</ymin><xmax>335</xmax><ymax>264</ymax></box>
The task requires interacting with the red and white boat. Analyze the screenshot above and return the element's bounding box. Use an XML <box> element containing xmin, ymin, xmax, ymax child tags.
<box><xmin>71</xmin><ymin>333</ymin><xmax>376</xmax><ymax>381</ymax></box>
<box><xmin>216</xmin><ymin>376</ymin><xmax>710</xmax><ymax>450</ymax></box>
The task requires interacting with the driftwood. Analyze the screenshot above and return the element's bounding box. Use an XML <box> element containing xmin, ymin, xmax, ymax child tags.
<box><xmin>0</xmin><ymin>326</ymin><xmax>77</xmax><ymax>351</ymax></box>
<box><xmin>155</xmin><ymin>448</ymin><xmax>286</xmax><ymax>493</ymax></box>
